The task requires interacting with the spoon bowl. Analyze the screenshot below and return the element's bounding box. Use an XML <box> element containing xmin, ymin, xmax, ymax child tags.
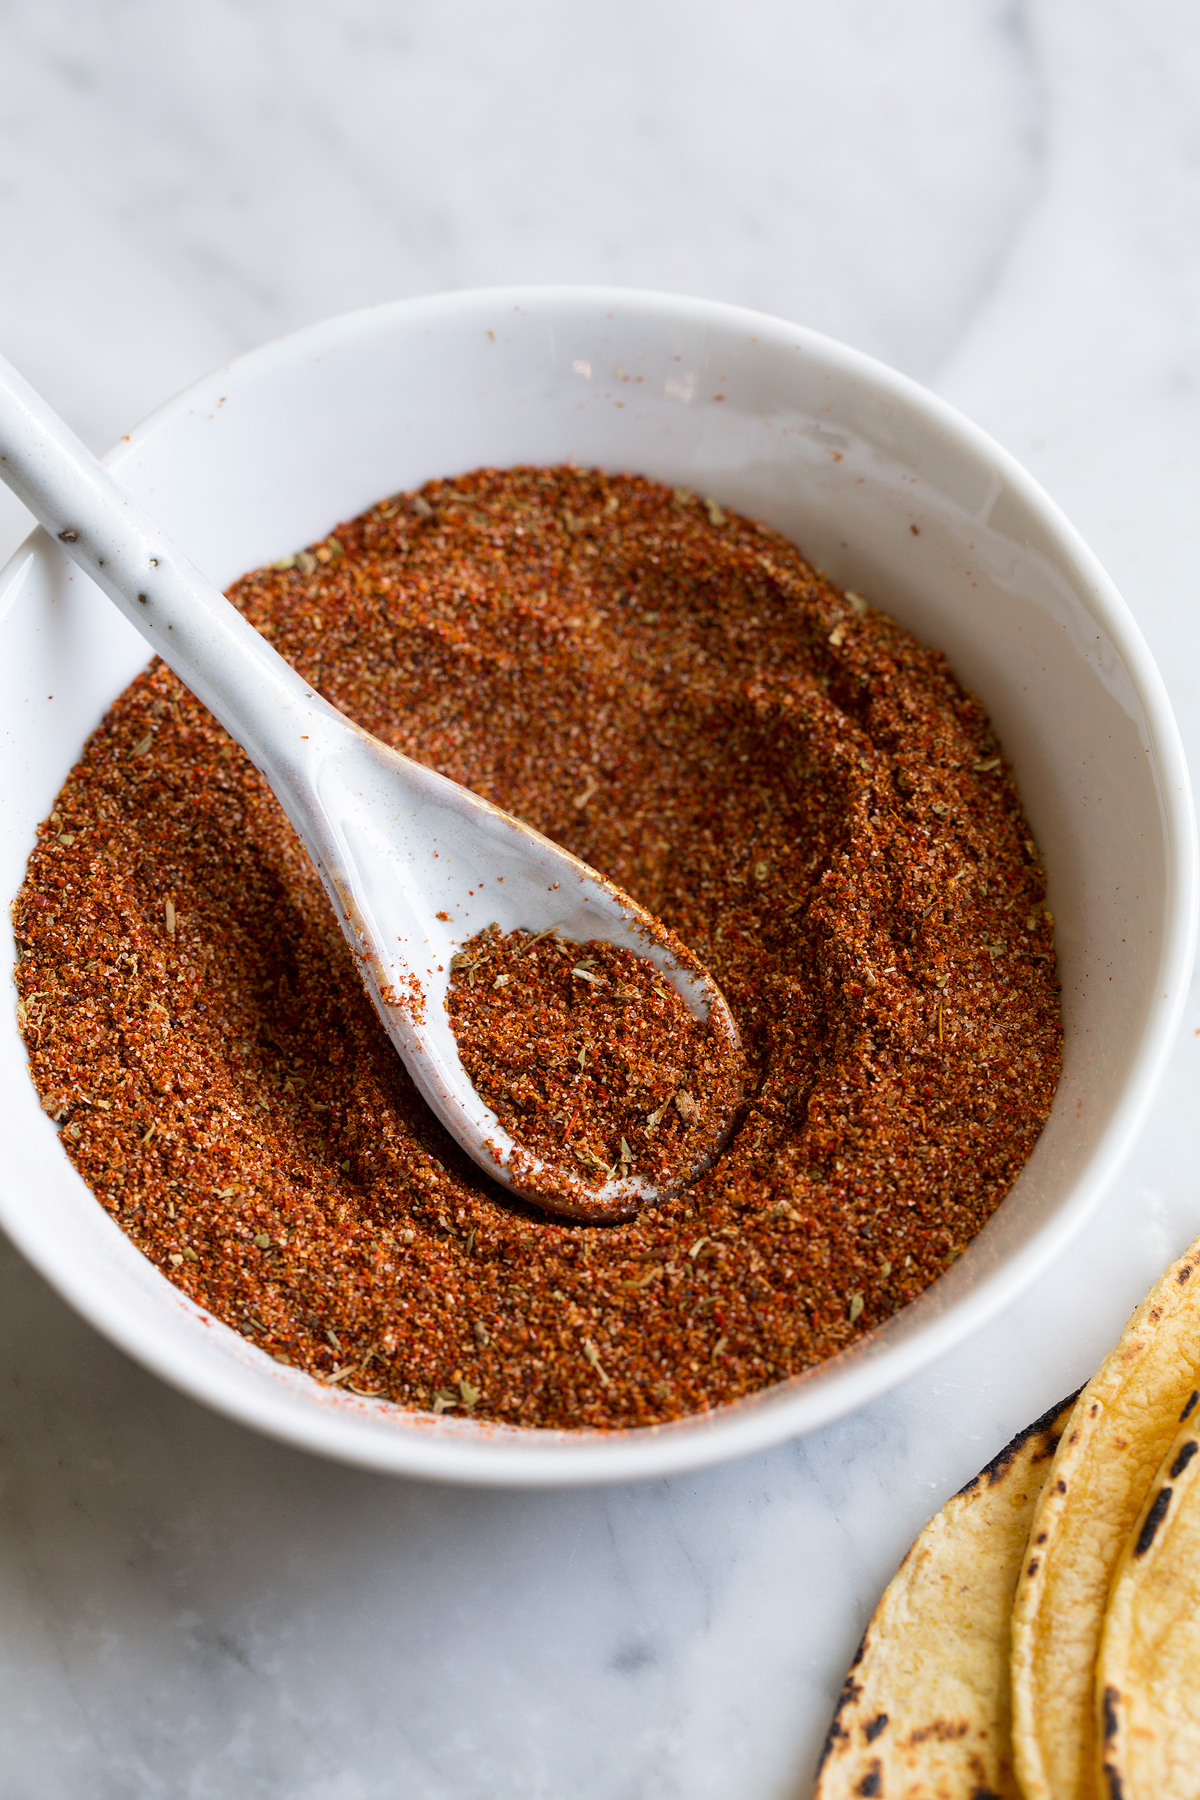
<box><xmin>301</xmin><ymin>716</ymin><xmax>742</xmax><ymax>1220</ymax></box>
<box><xmin>0</xmin><ymin>351</ymin><xmax>741</xmax><ymax>1219</ymax></box>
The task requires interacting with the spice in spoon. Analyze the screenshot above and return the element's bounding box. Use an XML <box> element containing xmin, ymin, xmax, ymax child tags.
<box><xmin>446</xmin><ymin>925</ymin><xmax>743</xmax><ymax>1194</ymax></box>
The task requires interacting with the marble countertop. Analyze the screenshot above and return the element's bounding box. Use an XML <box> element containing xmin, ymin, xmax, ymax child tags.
<box><xmin>3</xmin><ymin>2</ymin><xmax>1200</xmax><ymax>1794</ymax></box>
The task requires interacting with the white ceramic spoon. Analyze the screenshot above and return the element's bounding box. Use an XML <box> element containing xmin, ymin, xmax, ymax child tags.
<box><xmin>0</xmin><ymin>353</ymin><xmax>743</xmax><ymax>1222</ymax></box>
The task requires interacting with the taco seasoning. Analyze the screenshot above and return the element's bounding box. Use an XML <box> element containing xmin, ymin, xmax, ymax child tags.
<box><xmin>12</xmin><ymin>467</ymin><xmax>1062</xmax><ymax>1430</ymax></box>
<box><xmin>445</xmin><ymin>925</ymin><xmax>744</xmax><ymax>1207</ymax></box>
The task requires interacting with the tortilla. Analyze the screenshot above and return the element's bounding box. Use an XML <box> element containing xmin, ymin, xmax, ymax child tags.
<box><xmin>1010</xmin><ymin>1234</ymin><xmax>1200</xmax><ymax>1800</ymax></box>
<box><xmin>813</xmin><ymin>1396</ymin><xmax>1076</xmax><ymax>1800</ymax></box>
<box><xmin>1095</xmin><ymin>1403</ymin><xmax>1200</xmax><ymax>1798</ymax></box>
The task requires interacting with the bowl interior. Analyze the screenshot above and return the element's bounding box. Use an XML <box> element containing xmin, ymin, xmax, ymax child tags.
<box><xmin>0</xmin><ymin>289</ymin><xmax>1191</xmax><ymax>1484</ymax></box>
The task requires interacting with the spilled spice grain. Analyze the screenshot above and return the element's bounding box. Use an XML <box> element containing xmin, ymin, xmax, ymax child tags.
<box><xmin>446</xmin><ymin>926</ymin><xmax>743</xmax><ymax>1192</ymax></box>
<box><xmin>12</xmin><ymin>467</ymin><xmax>1062</xmax><ymax>1430</ymax></box>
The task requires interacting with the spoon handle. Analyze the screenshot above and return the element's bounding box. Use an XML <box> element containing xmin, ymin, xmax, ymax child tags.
<box><xmin>0</xmin><ymin>351</ymin><xmax>745</xmax><ymax>1218</ymax></box>
<box><xmin>0</xmin><ymin>350</ymin><xmax>340</xmax><ymax>789</ymax></box>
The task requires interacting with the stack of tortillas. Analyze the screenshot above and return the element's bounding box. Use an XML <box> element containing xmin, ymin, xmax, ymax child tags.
<box><xmin>814</xmin><ymin>1234</ymin><xmax>1200</xmax><ymax>1798</ymax></box>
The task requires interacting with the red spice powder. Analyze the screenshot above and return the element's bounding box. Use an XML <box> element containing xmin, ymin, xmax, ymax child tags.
<box><xmin>12</xmin><ymin>468</ymin><xmax>1061</xmax><ymax>1430</ymax></box>
<box><xmin>446</xmin><ymin>925</ymin><xmax>743</xmax><ymax>1200</ymax></box>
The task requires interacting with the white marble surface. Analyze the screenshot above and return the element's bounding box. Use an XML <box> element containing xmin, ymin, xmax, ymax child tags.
<box><xmin>1</xmin><ymin>2</ymin><xmax>1199</xmax><ymax>1793</ymax></box>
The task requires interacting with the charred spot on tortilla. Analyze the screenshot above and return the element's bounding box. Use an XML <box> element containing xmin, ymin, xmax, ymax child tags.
<box><xmin>1103</xmin><ymin>1684</ymin><xmax>1121</xmax><ymax>1741</ymax></box>
<box><xmin>815</xmin><ymin>1650</ymin><xmax>866</xmax><ymax>1775</ymax></box>
<box><xmin>1134</xmin><ymin>1486</ymin><xmax>1173</xmax><ymax>1557</ymax></box>
<box><xmin>1169</xmin><ymin>1438</ymin><xmax>1199</xmax><ymax>1479</ymax></box>
<box><xmin>962</xmin><ymin>1389</ymin><xmax>1081</xmax><ymax>1495</ymax></box>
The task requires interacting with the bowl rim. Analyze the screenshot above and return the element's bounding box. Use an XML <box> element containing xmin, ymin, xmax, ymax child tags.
<box><xmin>0</xmin><ymin>283</ymin><xmax>1195</xmax><ymax>1487</ymax></box>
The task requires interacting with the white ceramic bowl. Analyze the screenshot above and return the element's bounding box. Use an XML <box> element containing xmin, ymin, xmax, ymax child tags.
<box><xmin>0</xmin><ymin>289</ymin><xmax>1193</xmax><ymax>1486</ymax></box>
